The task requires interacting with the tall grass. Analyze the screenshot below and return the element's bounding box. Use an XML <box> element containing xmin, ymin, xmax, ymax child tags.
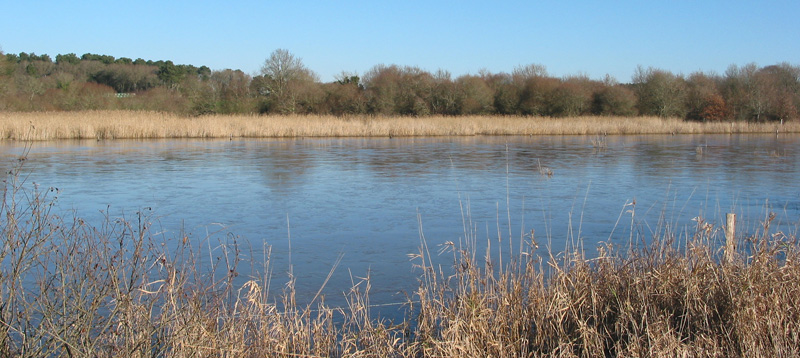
<box><xmin>1</xmin><ymin>110</ymin><xmax>797</xmax><ymax>140</ymax></box>
<box><xmin>2</xmin><ymin>159</ymin><xmax>799</xmax><ymax>356</ymax></box>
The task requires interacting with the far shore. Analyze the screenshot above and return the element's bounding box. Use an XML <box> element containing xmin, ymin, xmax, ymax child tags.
<box><xmin>1</xmin><ymin>110</ymin><xmax>796</xmax><ymax>141</ymax></box>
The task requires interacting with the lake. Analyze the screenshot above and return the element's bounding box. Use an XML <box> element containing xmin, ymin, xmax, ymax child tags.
<box><xmin>2</xmin><ymin>134</ymin><xmax>798</xmax><ymax>318</ymax></box>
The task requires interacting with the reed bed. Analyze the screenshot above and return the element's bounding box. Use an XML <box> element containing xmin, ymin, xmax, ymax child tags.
<box><xmin>1</xmin><ymin>110</ymin><xmax>797</xmax><ymax>140</ymax></box>
<box><xmin>2</xmin><ymin>161</ymin><xmax>799</xmax><ymax>357</ymax></box>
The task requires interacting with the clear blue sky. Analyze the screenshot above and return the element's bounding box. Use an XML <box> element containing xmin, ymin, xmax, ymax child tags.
<box><xmin>1</xmin><ymin>1</ymin><xmax>798</xmax><ymax>83</ymax></box>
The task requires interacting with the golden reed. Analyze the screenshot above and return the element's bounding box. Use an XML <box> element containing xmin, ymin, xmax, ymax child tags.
<box><xmin>1</xmin><ymin>110</ymin><xmax>797</xmax><ymax>140</ymax></box>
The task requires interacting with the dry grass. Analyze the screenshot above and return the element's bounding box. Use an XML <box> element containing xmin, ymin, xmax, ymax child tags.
<box><xmin>2</xmin><ymin>160</ymin><xmax>799</xmax><ymax>356</ymax></box>
<box><xmin>1</xmin><ymin>110</ymin><xmax>797</xmax><ymax>140</ymax></box>
<box><xmin>413</xmin><ymin>211</ymin><xmax>800</xmax><ymax>357</ymax></box>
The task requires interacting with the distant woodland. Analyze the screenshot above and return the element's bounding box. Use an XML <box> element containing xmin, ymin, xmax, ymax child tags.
<box><xmin>0</xmin><ymin>49</ymin><xmax>798</xmax><ymax>122</ymax></box>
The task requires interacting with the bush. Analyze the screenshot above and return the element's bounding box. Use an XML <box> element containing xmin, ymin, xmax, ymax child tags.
<box><xmin>592</xmin><ymin>85</ymin><xmax>638</xmax><ymax>116</ymax></box>
<box><xmin>695</xmin><ymin>94</ymin><xmax>729</xmax><ymax>121</ymax></box>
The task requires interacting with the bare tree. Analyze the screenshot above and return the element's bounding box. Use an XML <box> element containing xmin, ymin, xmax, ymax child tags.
<box><xmin>456</xmin><ymin>75</ymin><xmax>494</xmax><ymax>114</ymax></box>
<box><xmin>257</xmin><ymin>49</ymin><xmax>317</xmax><ymax>113</ymax></box>
<box><xmin>512</xmin><ymin>63</ymin><xmax>548</xmax><ymax>83</ymax></box>
<box><xmin>632</xmin><ymin>66</ymin><xmax>687</xmax><ymax>118</ymax></box>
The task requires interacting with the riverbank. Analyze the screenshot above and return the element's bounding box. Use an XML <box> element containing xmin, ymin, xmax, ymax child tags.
<box><xmin>1</xmin><ymin>110</ymin><xmax>797</xmax><ymax>140</ymax></box>
<box><xmin>2</xmin><ymin>163</ymin><xmax>798</xmax><ymax>356</ymax></box>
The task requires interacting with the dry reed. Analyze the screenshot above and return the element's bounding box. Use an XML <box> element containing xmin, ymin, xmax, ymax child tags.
<box><xmin>2</xmin><ymin>159</ymin><xmax>799</xmax><ymax>356</ymax></box>
<box><xmin>1</xmin><ymin>110</ymin><xmax>797</xmax><ymax>140</ymax></box>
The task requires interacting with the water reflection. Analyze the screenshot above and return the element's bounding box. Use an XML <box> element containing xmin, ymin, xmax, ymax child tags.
<box><xmin>1</xmin><ymin>134</ymin><xmax>798</xmax><ymax>317</ymax></box>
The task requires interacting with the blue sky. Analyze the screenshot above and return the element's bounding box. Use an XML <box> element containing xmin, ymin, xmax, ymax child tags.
<box><xmin>1</xmin><ymin>1</ymin><xmax>797</xmax><ymax>83</ymax></box>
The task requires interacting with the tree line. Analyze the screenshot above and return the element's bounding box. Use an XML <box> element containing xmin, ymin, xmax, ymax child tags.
<box><xmin>1</xmin><ymin>49</ymin><xmax>798</xmax><ymax>121</ymax></box>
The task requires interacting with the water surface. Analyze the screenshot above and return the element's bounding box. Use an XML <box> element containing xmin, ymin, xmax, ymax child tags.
<box><xmin>2</xmin><ymin>134</ymin><xmax>798</xmax><ymax>316</ymax></box>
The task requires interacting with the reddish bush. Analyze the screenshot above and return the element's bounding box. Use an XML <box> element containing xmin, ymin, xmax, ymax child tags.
<box><xmin>698</xmin><ymin>94</ymin><xmax>729</xmax><ymax>121</ymax></box>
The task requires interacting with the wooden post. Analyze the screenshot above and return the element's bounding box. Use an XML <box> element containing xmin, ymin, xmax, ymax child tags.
<box><xmin>725</xmin><ymin>213</ymin><xmax>736</xmax><ymax>263</ymax></box>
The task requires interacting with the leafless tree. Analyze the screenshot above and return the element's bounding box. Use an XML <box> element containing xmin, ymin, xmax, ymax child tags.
<box><xmin>258</xmin><ymin>49</ymin><xmax>317</xmax><ymax>113</ymax></box>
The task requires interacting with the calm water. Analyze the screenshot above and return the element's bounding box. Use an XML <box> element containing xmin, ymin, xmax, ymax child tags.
<box><xmin>2</xmin><ymin>135</ymin><xmax>799</xmax><ymax>316</ymax></box>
